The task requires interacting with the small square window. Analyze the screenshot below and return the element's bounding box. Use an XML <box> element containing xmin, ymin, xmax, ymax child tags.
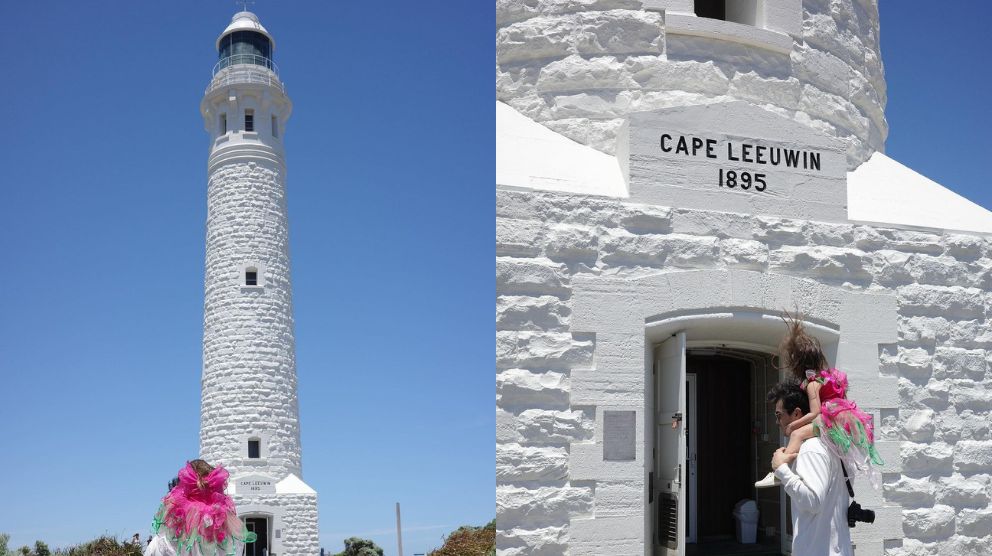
<box><xmin>245</xmin><ymin>109</ymin><xmax>254</xmax><ymax>132</ymax></box>
<box><xmin>248</xmin><ymin>439</ymin><xmax>260</xmax><ymax>459</ymax></box>
<box><xmin>245</xmin><ymin>270</ymin><xmax>258</xmax><ymax>286</ymax></box>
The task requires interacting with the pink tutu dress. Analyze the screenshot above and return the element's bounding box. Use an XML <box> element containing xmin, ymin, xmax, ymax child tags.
<box><xmin>806</xmin><ymin>368</ymin><xmax>884</xmax><ymax>487</ymax></box>
<box><xmin>145</xmin><ymin>464</ymin><xmax>256</xmax><ymax>556</ymax></box>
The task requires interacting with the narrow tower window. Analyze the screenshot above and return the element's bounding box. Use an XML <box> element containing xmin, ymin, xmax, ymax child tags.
<box><xmin>244</xmin><ymin>109</ymin><xmax>254</xmax><ymax>132</ymax></box>
<box><xmin>245</xmin><ymin>267</ymin><xmax>258</xmax><ymax>286</ymax></box>
<box><xmin>248</xmin><ymin>439</ymin><xmax>261</xmax><ymax>459</ymax></box>
<box><xmin>271</xmin><ymin>115</ymin><xmax>278</xmax><ymax>138</ymax></box>
<box><xmin>220</xmin><ymin>113</ymin><xmax>227</xmax><ymax>134</ymax></box>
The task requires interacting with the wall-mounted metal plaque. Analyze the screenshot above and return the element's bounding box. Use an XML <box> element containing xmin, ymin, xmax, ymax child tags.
<box><xmin>604</xmin><ymin>410</ymin><xmax>636</xmax><ymax>461</ymax></box>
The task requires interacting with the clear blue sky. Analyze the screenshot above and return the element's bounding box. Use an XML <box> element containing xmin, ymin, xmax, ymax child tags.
<box><xmin>879</xmin><ymin>2</ymin><xmax>990</xmax><ymax>209</ymax></box>
<box><xmin>0</xmin><ymin>2</ymin><xmax>988</xmax><ymax>556</ymax></box>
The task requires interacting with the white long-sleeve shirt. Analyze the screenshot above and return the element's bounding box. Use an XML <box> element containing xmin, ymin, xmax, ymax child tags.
<box><xmin>774</xmin><ymin>437</ymin><xmax>853</xmax><ymax>556</ymax></box>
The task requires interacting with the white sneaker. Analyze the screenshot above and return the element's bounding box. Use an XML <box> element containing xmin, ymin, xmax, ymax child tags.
<box><xmin>754</xmin><ymin>472</ymin><xmax>781</xmax><ymax>488</ymax></box>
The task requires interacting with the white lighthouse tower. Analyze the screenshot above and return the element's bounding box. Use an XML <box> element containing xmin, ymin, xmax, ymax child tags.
<box><xmin>198</xmin><ymin>11</ymin><xmax>319</xmax><ymax>556</ymax></box>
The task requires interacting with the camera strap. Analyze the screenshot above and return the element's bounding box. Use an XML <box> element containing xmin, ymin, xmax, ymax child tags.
<box><xmin>841</xmin><ymin>462</ymin><xmax>855</xmax><ymax>498</ymax></box>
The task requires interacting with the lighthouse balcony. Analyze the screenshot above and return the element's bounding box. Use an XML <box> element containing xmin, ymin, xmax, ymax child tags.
<box><xmin>207</xmin><ymin>54</ymin><xmax>284</xmax><ymax>94</ymax></box>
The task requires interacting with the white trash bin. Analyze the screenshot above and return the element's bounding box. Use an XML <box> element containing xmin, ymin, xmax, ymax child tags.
<box><xmin>732</xmin><ymin>499</ymin><xmax>760</xmax><ymax>544</ymax></box>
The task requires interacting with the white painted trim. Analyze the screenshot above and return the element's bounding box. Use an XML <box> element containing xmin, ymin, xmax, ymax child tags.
<box><xmin>848</xmin><ymin>152</ymin><xmax>992</xmax><ymax>234</ymax></box>
<box><xmin>275</xmin><ymin>473</ymin><xmax>317</xmax><ymax>495</ymax></box>
<box><xmin>686</xmin><ymin>339</ymin><xmax>776</xmax><ymax>354</ymax></box>
<box><xmin>641</xmin><ymin>0</ymin><xmax>694</xmax><ymax>16</ymax></box>
<box><xmin>665</xmin><ymin>13</ymin><xmax>793</xmax><ymax>54</ymax></box>
<box><xmin>686</xmin><ymin>373</ymin><xmax>697</xmax><ymax>544</ymax></box>
<box><xmin>496</xmin><ymin>102</ymin><xmax>628</xmax><ymax>197</ymax></box>
<box><xmin>846</xmin><ymin>217</ymin><xmax>992</xmax><ymax>238</ymax></box>
<box><xmin>646</xmin><ymin>311</ymin><xmax>840</xmax><ymax>346</ymax></box>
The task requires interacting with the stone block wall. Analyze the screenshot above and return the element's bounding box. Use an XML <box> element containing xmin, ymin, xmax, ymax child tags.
<box><xmin>202</xmin><ymin>160</ymin><xmax>303</xmax><ymax>480</ymax></box>
<box><xmin>496</xmin><ymin>0</ymin><xmax>886</xmax><ymax>168</ymax></box>
<box><xmin>496</xmin><ymin>187</ymin><xmax>992</xmax><ymax>555</ymax></box>
<box><xmin>279</xmin><ymin>494</ymin><xmax>320</xmax><ymax>556</ymax></box>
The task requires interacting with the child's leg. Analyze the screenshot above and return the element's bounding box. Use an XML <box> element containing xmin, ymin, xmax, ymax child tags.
<box><xmin>784</xmin><ymin>423</ymin><xmax>816</xmax><ymax>455</ymax></box>
<box><xmin>757</xmin><ymin>422</ymin><xmax>818</xmax><ymax>488</ymax></box>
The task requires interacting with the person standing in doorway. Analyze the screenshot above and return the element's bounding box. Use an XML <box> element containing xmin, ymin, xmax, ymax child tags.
<box><xmin>766</xmin><ymin>381</ymin><xmax>852</xmax><ymax>556</ymax></box>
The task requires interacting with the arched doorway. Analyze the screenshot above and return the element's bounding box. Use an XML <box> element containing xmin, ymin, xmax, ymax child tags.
<box><xmin>647</xmin><ymin>311</ymin><xmax>839</xmax><ymax>556</ymax></box>
<box><xmin>568</xmin><ymin>269</ymin><xmax>898</xmax><ymax>556</ymax></box>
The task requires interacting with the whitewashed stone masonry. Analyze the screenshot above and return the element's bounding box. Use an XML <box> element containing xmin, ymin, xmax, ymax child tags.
<box><xmin>201</xmin><ymin>161</ymin><xmax>302</xmax><ymax>478</ymax></box>
<box><xmin>496</xmin><ymin>188</ymin><xmax>992</xmax><ymax>556</ymax></box>
<box><xmin>496</xmin><ymin>0</ymin><xmax>886</xmax><ymax>168</ymax></box>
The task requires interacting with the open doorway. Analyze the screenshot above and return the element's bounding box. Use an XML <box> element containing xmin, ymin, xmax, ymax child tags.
<box><xmin>654</xmin><ymin>343</ymin><xmax>786</xmax><ymax>556</ymax></box>
<box><xmin>685</xmin><ymin>348</ymin><xmax>782</xmax><ymax>555</ymax></box>
<box><xmin>244</xmin><ymin>517</ymin><xmax>269</xmax><ymax>556</ymax></box>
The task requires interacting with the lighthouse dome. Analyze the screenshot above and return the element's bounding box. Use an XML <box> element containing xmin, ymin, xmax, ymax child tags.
<box><xmin>212</xmin><ymin>11</ymin><xmax>279</xmax><ymax>81</ymax></box>
<box><xmin>217</xmin><ymin>11</ymin><xmax>275</xmax><ymax>51</ymax></box>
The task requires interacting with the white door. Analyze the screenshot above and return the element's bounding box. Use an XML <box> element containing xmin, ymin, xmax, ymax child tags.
<box><xmin>653</xmin><ymin>332</ymin><xmax>687</xmax><ymax>556</ymax></box>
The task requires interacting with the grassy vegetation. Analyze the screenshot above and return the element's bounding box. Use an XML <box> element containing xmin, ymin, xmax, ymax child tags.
<box><xmin>3</xmin><ymin>521</ymin><xmax>499</xmax><ymax>556</ymax></box>
<box><xmin>1</xmin><ymin>534</ymin><xmax>142</xmax><ymax>556</ymax></box>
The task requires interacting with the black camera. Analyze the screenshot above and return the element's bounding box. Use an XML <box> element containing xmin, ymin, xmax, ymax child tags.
<box><xmin>847</xmin><ymin>501</ymin><xmax>875</xmax><ymax>527</ymax></box>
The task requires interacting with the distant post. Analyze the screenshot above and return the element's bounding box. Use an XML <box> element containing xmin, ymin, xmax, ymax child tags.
<box><xmin>396</xmin><ymin>502</ymin><xmax>404</xmax><ymax>556</ymax></box>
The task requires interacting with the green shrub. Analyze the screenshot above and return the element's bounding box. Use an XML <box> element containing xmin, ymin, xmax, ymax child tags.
<box><xmin>428</xmin><ymin>520</ymin><xmax>495</xmax><ymax>556</ymax></box>
<box><xmin>333</xmin><ymin>537</ymin><xmax>383</xmax><ymax>556</ymax></box>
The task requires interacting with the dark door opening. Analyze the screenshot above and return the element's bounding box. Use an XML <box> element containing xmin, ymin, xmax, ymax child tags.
<box><xmin>686</xmin><ymin>350</ymin><xmax>783</xmax><ymax>556</ymax></box>
<box><xmin>690</xmin><ymin>354</ymin><xmax>753</xmax><ymax>538</ymax></box>
<box><xmin>245</xmin><ymin>517</ymin><xmax>269</xmax><ymax>556</ymax></box>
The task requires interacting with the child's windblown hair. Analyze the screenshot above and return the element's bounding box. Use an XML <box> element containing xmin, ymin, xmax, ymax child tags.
<box><xmin>779</xmin><ymin>311</ymin><xmax>827</xmax><ymax>381</ymax></box>
<box><xmin>189</xmin><ymin>458</ymin><xmax>215</xmax><ymax>490</ymax></box>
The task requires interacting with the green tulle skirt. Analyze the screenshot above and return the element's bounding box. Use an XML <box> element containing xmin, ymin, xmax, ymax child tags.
<box><xmin>151</xmin><ymin>504</ymin><xmax>257</xmax><ymax>556</ymax></box>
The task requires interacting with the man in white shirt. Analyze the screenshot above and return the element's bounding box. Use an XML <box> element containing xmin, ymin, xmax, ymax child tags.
<box><xmin>767</xmin><ymin>381</ymin><xmax>853</xmax><ymax>556</ymax></box>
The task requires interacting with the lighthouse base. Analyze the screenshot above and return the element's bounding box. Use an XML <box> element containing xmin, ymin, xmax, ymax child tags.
<box><xmin>232</xmin><ymin>474</ymin><xmax>319</xmax><ymax>556</ymax></box>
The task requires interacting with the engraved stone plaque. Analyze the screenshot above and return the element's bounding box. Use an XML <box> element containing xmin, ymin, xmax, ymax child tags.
<box><xmin>236</xmin><ymin>474</ymin><xmax>276</xmax><ymax>495</ymax></box>
<box><xmin>603</xmin><ymin>410</ymin><xmax>636</xmax><ymax>461</ymax></box>
<box><xmin>624</xmin><ymin>101</ymin><xmax>848</xmax><ymax>222</ymax></box>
